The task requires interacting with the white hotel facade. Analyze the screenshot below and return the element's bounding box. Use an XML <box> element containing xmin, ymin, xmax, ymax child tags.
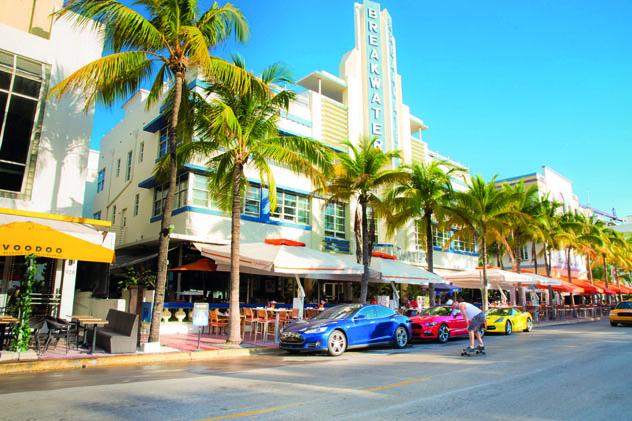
<box><xmin>92</xmin><ymin>1</ymin><xmax>478</xmax><ymax>301</ymax></box>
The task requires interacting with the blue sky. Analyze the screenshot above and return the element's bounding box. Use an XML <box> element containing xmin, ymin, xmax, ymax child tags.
<box><xmin>91</xmin><ymin>0</ymin><xmax>632</xmax><ymax>216</ymax></box>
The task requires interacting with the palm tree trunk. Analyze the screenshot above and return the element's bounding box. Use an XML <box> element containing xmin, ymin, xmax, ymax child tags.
<box><xmin>424</xmin><ymin>212</ymin><xmax>435</xmax><ymax>306</ymax></box>
<box><xmin>227</xmin><ymin>165</ymin><xmax>243</xmax><ymax>344</ymax></box>
<box><xmin>532</xmin><ymin>242</ymin><xmax>538</xmax><ymax>275</ymax></box>
<box><xmin>149</xmin><ymin>71</ymin><xmax>183</xmax><ymax>344</ymax></box>
<box><xmin>603</xmin><ymin>255</ymin><xmax>609</xmax><ymax>289</ymax></box>
<box><xmin>545</xmin><ymin>244</ymin><xmax>552</xmax><ymax>277</ymax></box>
<box><xmin>567</xmin><ymin>247</ymin><xmax>575</xmax><ymax>306</ymax></box>
<box><xmin>587</xmin><ymin>255</ymin><xmax>593</xmax><ymax>283</ymax></box>
<box><xmin>481</xmin><ymin>234</ymin><xmax>489</xmax><ymax>311</ymax></box>
<box><xmin>359</xmin><ymin>199</ymin><xmax>370</xmax><ymax>304</ymax></box>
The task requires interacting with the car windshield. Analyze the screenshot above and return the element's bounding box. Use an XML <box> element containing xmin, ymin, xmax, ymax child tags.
<box><xmin>487</xmin><ymin>308</ymin><xmax>512</xmax><ymax>316</ymax></box>
<box><xmin>420</xmin><ymin>306</ymin><xmax>451</xmax><ymax>316</ymax></box>
<box><xmin>312</xmin><ymin>304</ymin><xmax>362</xmax><ymax>320</ymax></box>
<box><xmin>615</xmin><ymin>302</ymin><xmax>632</xmax><ymax>310</ymax></box>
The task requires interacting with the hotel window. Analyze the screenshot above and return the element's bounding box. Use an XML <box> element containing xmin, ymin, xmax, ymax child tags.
<box><xmin>433</xmin><ymin>228</ymin><xmax>450</xmax><ymax>249</ymax></box>
<box><xmin>115</xmin><ymin>158</ymin><xmax>121</xmax><ymax>177</ymax></box>
<box><xmin>271</xmin><ymin>190</ymin><xmax>310</xmax><ymax>225</ymax></box>
<box><xmin>133</xmin><ymin>193</ymin><xmax>139</xmax><ymax>216</ymax></box>
<box><xmin>324</xmin><ymin>203</ymin><xmax>346</xmax><ymax>239</ymax></box>
<box><xmin>158</xmin><ymin>128</ymin><xmax>168</xmax><ymax>158</ymax></box>
<box><xmin>138</xmin><ymin>141</ymin><xmax>144</xmax><ymax>163</ymax></box>
<box><xmin>152</xmin><ymin>173</ymin><xmax>188</xmax><ymax>217</ymax></box>
<box><xmin>452</xmin><ymin>235</ymin><xmax>475</xmax><ymax>253</ymax></box>
<box><xmin>96</xmin><ymin>169</ymin><xmax>105</xmax><ymax>192</ymax></box>
<box><xmin>125</xmin><ymin>150</ymin><xmax>132</xmax><ymax>181</ymax></box>
<box><xmin>93</xmin><ymin>211</ymin><xmax>101</xmax><ymax>220</ymax></box>
<box><xmin>414</xmin><ymin>222</ymin><xmax>424</xmax><ymax>251</ymax></box>
<box><xmin>243</xmin><ymin>184</ymin><xmax>260</xmax><ymax>217</ymax></box>
<box><xmin>111</xmin><ymin>205</ymin><xmax>116</xmax><ymax>224</ymax></box>
<box><xmin>520</xmin><ymin>245</ymin><xmax>529</xmax><ymax>261</ymax></box>
<box><xmin>367</xmin><ymin>207</ymin><xmax>378</xmax><ymax>243</ymax></box>
<box><xmin>192</xmin><ymin>173</ymin><xmax>211</xmax><ymax>208</ymax></box>
<box><xmin>0</xmin><ymin>50</ymin><xmax>46</xmax><ymax>193</ymax></box>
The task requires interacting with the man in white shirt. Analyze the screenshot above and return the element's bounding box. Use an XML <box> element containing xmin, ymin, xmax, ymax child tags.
<box><xmin>447</xmin><ymin>299</ymin><xmax>485</xmax><ymax>352</ymax></box>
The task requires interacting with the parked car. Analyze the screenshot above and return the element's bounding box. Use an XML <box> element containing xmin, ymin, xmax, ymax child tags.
<box><xmin>279</xmin><ymin>304</ymin><xmax>411</xmax><ymax>356</ymax></box>
<box><xmin>609</xmin><ymin>301</ymin><xmax>632</xmax><ymax>326</ymax></box>
<box><xmin>485</xmin><ymin>307</ymin><xmax>533</xmax><ymax>335</ymax></box>
<box><xmin>408</xmin><ymin>306</ymin><xmax>484</xmax><ymax>343</ymax></box>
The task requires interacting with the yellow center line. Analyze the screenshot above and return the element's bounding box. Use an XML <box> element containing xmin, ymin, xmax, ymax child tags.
<box><xmin>200</xmin><ymin>403</ymin><xmax>302</xmax><ymax>421</ymax></box>
<box><xmin>365</xmin><ymin>376</ymin><xmax>429</xmax><ymax>392</ymax></box>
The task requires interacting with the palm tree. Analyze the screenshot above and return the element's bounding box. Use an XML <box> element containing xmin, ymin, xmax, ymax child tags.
<box><xmin>177</xmin><ymin>58</ymin><xmax>333</xmax><ymax>343</ymax></box>
<box><xmin>51</xmin><ymin>0</ymin><xmax>251</xmax><ymax>343</ymax></box>
<box><xmin>384</xmin><ymin>160</ymin><xmax>460</xmax><ymax>305</ymax></box>
<box><xmin>501</xmin><ymin>182</ymin><xmax>539</xmax><ymax>274</ymax></box>
<box><xmin>446</xmin><ymin>175</ymin><xmax>518</xmax><ymax>311</ymax></box>
<box><xmin>325</xmin><ymin>137</ymin><xmax>407</xmax><ymax>304</ymax></box>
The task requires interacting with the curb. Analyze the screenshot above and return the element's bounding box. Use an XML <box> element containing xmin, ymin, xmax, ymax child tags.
<box><xmin>0</xmin><ymin>346</ymin><xmax>281</xmax><ymax>375</ymax></box>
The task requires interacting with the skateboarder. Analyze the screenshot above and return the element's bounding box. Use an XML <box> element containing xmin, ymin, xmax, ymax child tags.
<box><xmin>446</xmin><ymin>299</ymin><xmax>485</xmax><ymax>353</ymax></box>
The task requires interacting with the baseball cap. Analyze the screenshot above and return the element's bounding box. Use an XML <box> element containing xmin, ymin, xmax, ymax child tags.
<box><xmin>445</xmin><ymin>299</ymin><xmax>454</xmax><ymax>306</ymax></box>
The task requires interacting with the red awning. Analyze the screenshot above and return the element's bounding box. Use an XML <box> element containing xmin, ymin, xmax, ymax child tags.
<box><xmin>537</xmin><ymin>280</ymin><xmax>584</xmax><ymax>294</ymax></box>
<box><xmin>571</xmin><ymin>279</ymin><xmax>603</xmax><ymax>295</ymax></box>
<box><xmin>264</xmin><ymin>238</ymin><xmax>305</xmax><ymax>247</ymax></box>
<box><xmin>593</xmin><ymin>281</ymin><xmax>616</xmax><ymax>295</ymax></box>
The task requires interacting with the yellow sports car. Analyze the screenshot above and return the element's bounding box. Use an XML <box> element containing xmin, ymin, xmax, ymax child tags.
<box><xmin>610</xmin><ymin>301</ymin><xmax>632</xmax><ymax>327</ymax></box>
<box><xmin>485</xmin><ymin>307</ymin><xmax>533</xmax><ymax>335</ymax></box>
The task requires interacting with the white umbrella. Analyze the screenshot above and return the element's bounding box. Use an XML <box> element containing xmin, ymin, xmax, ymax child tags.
<box><xmin>198</xmin><ymin>242</ymin><xmax>366</xmax><ymax>277</ymax></box>
<box><xmin>443</xmin><ymin>267</ymin><xmax>536</xmax><ymax>290</ymax></box>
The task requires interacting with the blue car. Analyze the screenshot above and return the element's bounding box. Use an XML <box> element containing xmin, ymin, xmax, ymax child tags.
<box><xmin>279</xmin><ymin>304</ymin><xmax>411</xmax><ymax>356</ymax></box>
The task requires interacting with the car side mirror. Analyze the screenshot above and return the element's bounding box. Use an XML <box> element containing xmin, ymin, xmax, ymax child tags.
<box><xmin>354</xmin><ymin>314</ymin><xmax>367</xmax><ymax>321</ymax></box>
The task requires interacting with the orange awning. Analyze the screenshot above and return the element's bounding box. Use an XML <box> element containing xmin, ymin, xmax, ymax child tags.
<box><xmin>169</xmin><ymin>258</ymin><xmax>217</xmax><ymax>272</ymax></box>
<box><xmin>593</xmin><ymin>281</ymin><xmax>616</xmax><ymax>295</ymax></box>
<box><xmin>537</xmin><ymin>279</ymin><xmax>584</xmax><ymax>294</ymax></box>
<box><xmin>571</xmin><ymin>279</ymin><xmax>604</xmax><ymax>294</ymax></box>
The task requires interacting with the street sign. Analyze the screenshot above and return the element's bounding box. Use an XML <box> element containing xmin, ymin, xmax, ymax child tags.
<box><xmin>192</xmin><ymin>302</ymin><xmax>209</xmax><ymax>327</ymax></box>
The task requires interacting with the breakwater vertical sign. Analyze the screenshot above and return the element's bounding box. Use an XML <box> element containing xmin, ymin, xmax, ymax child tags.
<box><xmin>365</xmin><ymin>0</ymin><xmax>385</xmax><ymax>149</ymax></box>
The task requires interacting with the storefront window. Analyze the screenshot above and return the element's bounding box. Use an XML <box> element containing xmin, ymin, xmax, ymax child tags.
<box><xmin>271</xmin><ymin>190</ymin><xmax>310</xmax><ymax>225</ymax></box>
<box><xmin>325</xmin><ymin>203</ymin><xmax>346</xmax><ymax>239</ymax></box>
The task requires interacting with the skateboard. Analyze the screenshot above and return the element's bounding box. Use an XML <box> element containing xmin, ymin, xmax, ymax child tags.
<box><xmin>461</xmin><ymin>346</ymin><xmax>486</xmax><ymax>356</ymax></box>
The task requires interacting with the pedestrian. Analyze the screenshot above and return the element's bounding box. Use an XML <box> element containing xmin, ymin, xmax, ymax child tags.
<box><xmin>446</xmin><ymin>299</ymin><xmax>485</xmax><ymax>352</ymax></box>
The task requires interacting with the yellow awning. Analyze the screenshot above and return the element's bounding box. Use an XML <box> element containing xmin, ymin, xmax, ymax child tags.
<box><xmin>0</xmin><ymin>210</ymin><xmax>115</xmax><ymax>263</ymax></box>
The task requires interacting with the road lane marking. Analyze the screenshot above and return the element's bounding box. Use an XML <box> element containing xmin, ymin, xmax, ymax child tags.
<box><xmin>365</xmin><ymin>376</ymin><xmax>429</xmax><ymax>392</ymax></box>
<box><xmin>201</xmin><ymin>403</ymin><xmax>302</xmax><ymax>420</ymax></box>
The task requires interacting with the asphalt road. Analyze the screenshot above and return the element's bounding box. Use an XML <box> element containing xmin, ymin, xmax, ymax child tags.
<box><xmin>1</xmin><ymin>319</ymin><xmax>631</xmax><ymax>421</ymax></box>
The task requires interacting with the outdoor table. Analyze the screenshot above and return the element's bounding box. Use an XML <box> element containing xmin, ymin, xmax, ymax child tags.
<box><xmin>72</xmin><ymin>315</ymin><xmax>108</xmax><ymax>354</ymax></box>
<box><xmin>0</xmin><ymin>316</ymin><xmax>18</xmax><ymax>351</ymax></box>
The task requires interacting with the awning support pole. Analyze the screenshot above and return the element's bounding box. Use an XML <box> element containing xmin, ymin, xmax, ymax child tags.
<box><xmin>294</xmin><ymin>274</ymin><xmax>305</xmax><ymax>320</ymax></box>
<box><xmin>390</xmin><ymin>281</ymin><xmax>400</xmax><ymax>310</ymax></box>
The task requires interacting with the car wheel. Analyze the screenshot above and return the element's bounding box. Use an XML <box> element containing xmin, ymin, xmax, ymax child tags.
<box><xmin>505</xmin><ymin>321</ymin><xmax>512</xmax><ymax>335</ymax></box>
<box><xmin>327</xmin><ymin>330</ymin><xmax>347</xmax><ymax>357</ymax></box>
<box><xmin>437</xmin><ymin>324</ymin><xmax>450</xmax><ymax>343</ymax></box>
<box><xmin>394</xmin><ymin>326</ymin><xmax>409</xmax><ymax>349</ymax></box>
<box><xmin>524</xmin><ymin>318</ymin><xmax>533</xmax><ymax>332</ymax></box>
<box><xmin>610</xmin><ymin>321</ymin><xmax>618</xmax><ymax>327</ymax></box>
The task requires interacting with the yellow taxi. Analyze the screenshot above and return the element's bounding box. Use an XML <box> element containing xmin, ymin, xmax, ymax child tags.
<box><xmin>609</xmin><ymin>301</ymin><xmax>632</xmax><ymax>327</ymax></box>
<box><xmin>485</xmin><ymin>306</ymin><xmax>533</xmax><ymax>335</ymax></box>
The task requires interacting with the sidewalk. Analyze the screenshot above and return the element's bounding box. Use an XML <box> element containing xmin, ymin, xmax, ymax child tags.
<box><xmin>535</xmin><ymin>317</ymin><xmax>603</xmax><ymax>328</ymax></box>
<box><xmin>0</xmin><ymin>331</ymin><xmax>279</xmax><ymax>375</ymax></box>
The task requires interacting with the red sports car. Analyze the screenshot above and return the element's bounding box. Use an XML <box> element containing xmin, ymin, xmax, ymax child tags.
<box><xmin>408</xmin><ymin>306</ymin><xmax>485</xmax><ymax>343</ymax></box>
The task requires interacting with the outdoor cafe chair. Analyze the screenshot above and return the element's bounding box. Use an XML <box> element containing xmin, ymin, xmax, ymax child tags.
<box><xmin>43</xmin><ymin>318</ymin><xmax>78</xmax><ymax>354</ymax></box>
<box><xmin>290</xmin><ymin>308</ymin><xmax>299</xmax><ymax>320</ymax></box>
<box><xmin>253</xmin><ymin>309</ymin><xmax>274</xmax><ymax>343</ymax></box>
<box><xmin>209</xmin><ymin>309</ymin><xmax>228</xmax><ymax>336</ymax></box>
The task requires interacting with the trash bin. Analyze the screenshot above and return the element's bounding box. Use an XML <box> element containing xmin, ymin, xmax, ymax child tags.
<box><xmin>142</xmin><ymin>302</ymin><xmax>153</xmax><ymax>323</ymax></box>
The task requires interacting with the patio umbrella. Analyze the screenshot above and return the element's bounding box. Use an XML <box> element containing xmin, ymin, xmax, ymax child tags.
<box><xmin>198</xmin><ymin>241</ymin><xmax>367</xmax><ymax>277</ymax></box>
<box><xmin>443</xmin><ymin>267</ymin><xmax>536</xmax><ymax>290</ymax></box>
<box><xmin>169</xmin><ymin>258</ymin><xmax>217</xmax><ymax>272</ymax></box>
